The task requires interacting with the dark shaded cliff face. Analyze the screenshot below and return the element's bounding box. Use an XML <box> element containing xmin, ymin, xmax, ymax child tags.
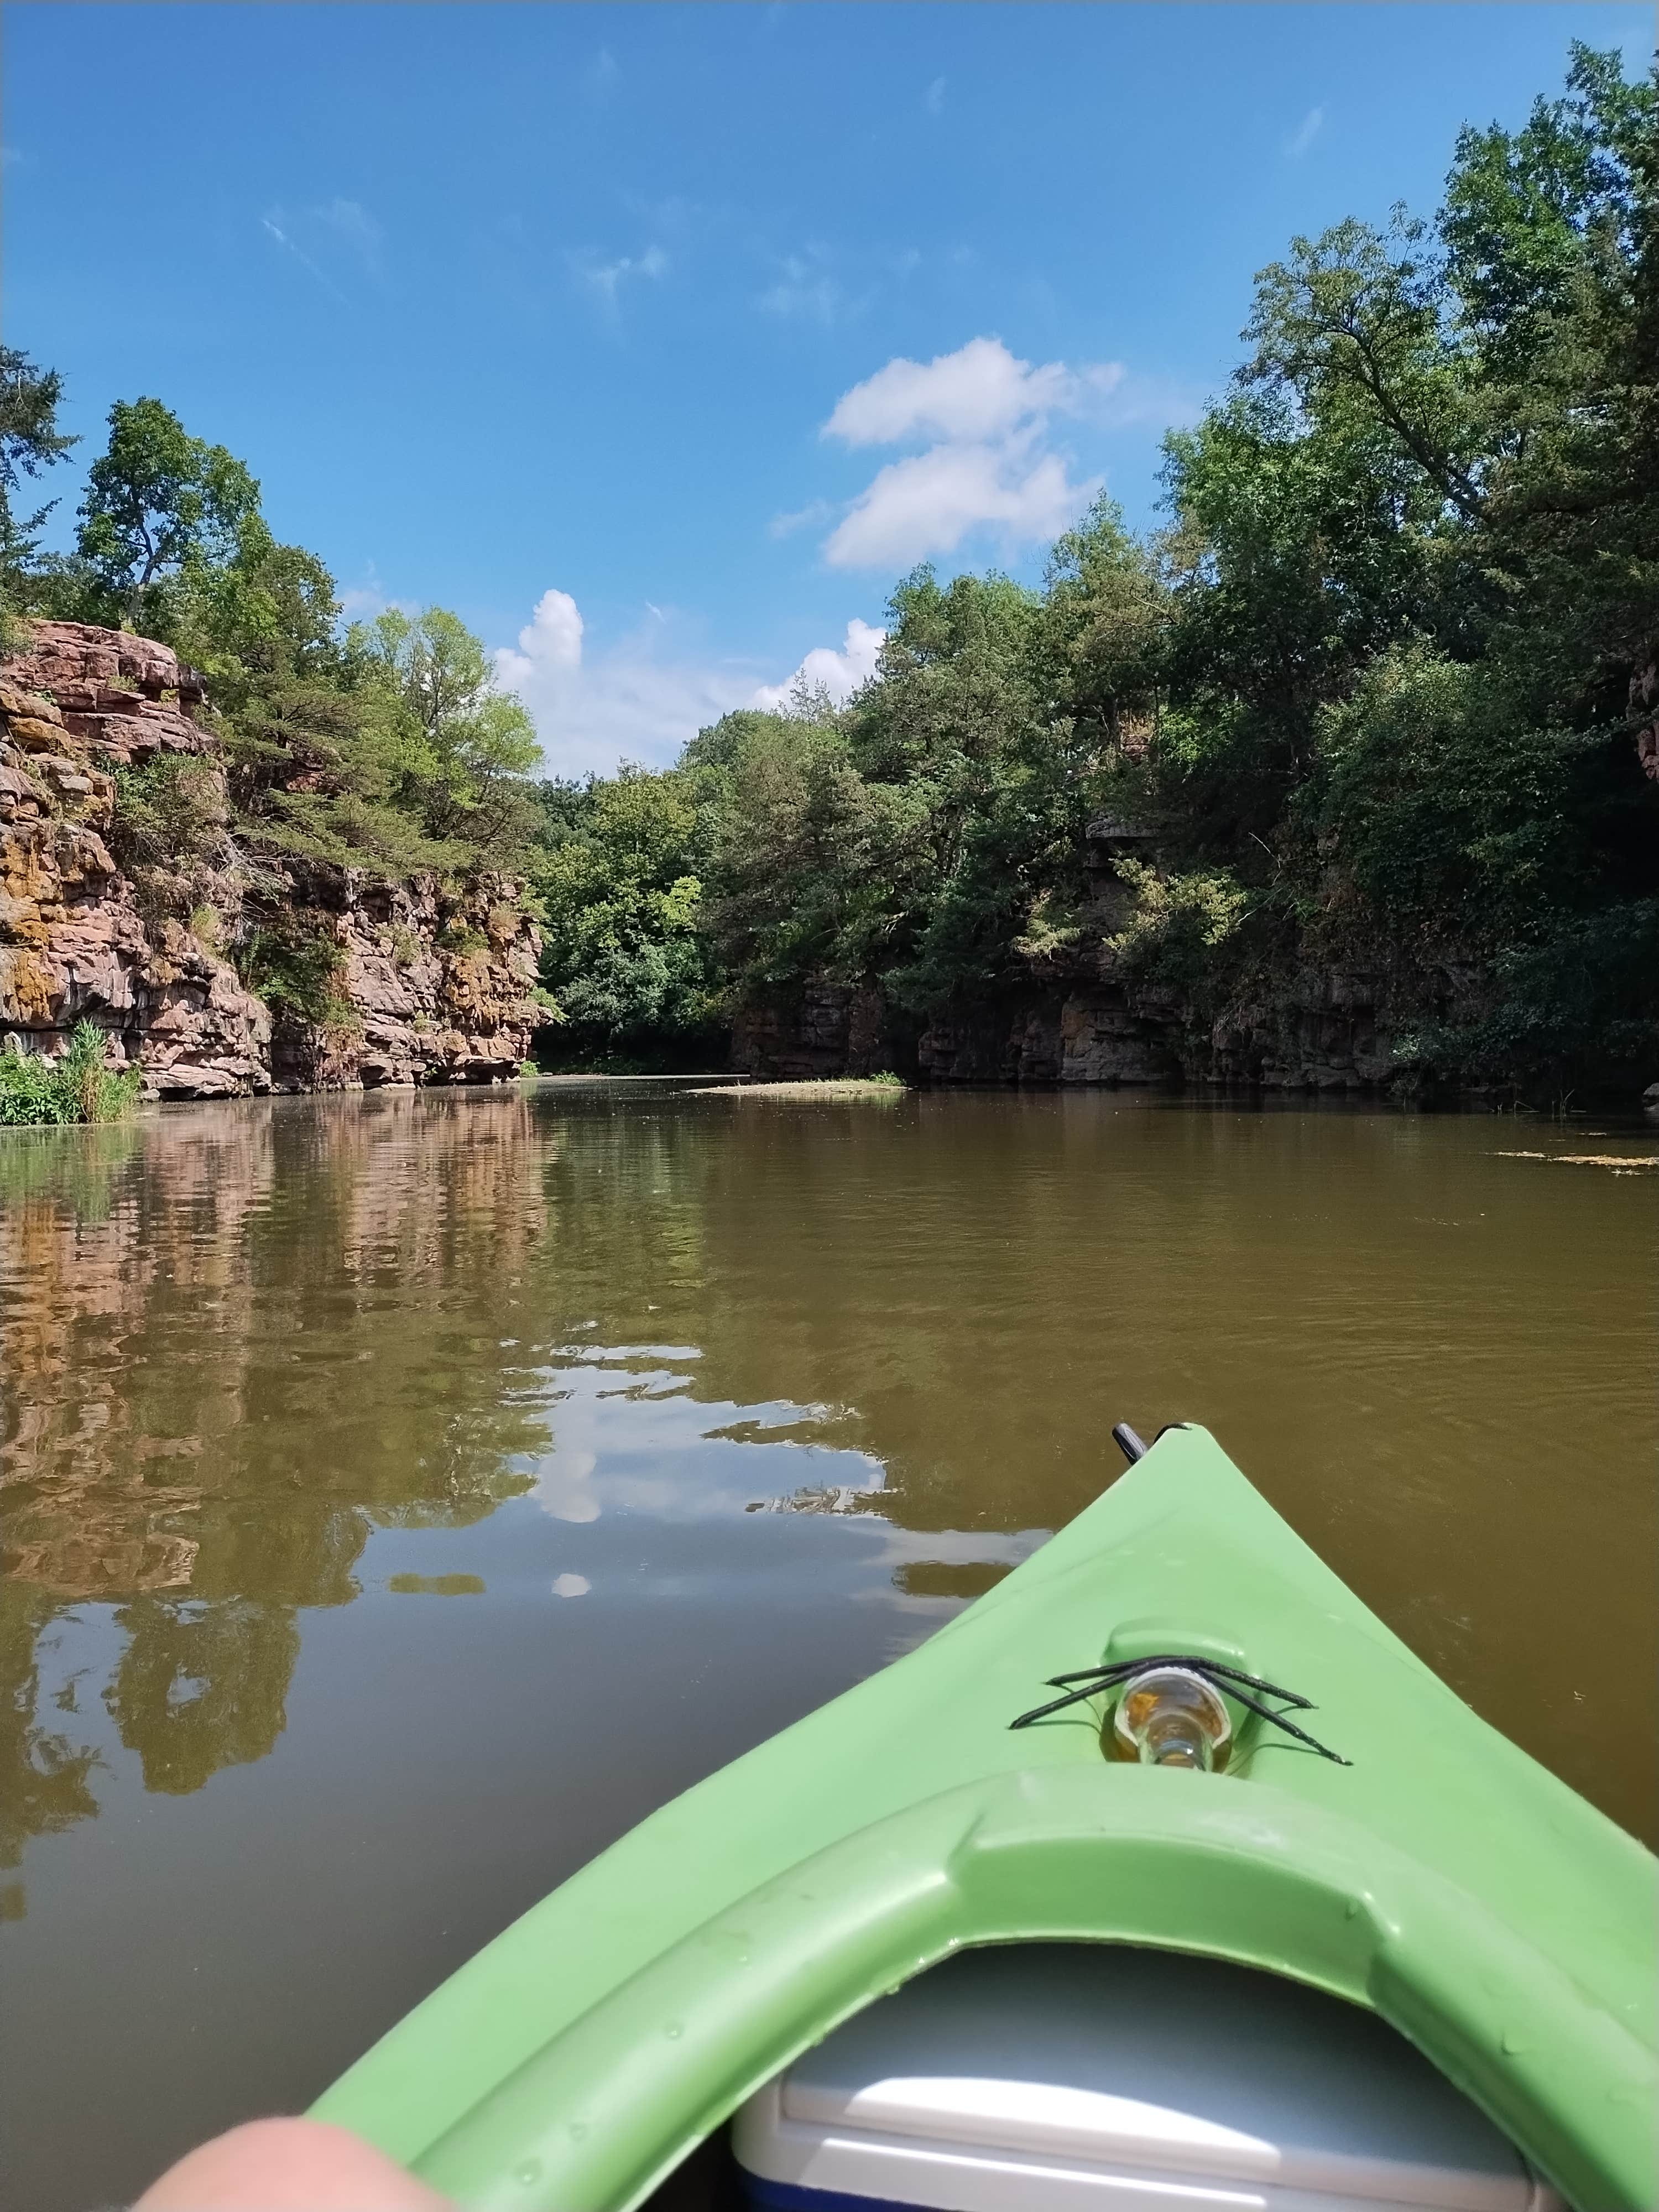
<box><xmin>729</xmin><ymin>972</ymin><xmax>1415</xmax><ymax>1094</ymax></box>
<box><xmin>722</xmin><ymin>809</ymin><xmax>1531</xmax><ymax>1098</ymax></box>
<box><xmin>0</xmin><ymin>623</ymin><xmax>541</xmax><ymax>1098</ymax></box>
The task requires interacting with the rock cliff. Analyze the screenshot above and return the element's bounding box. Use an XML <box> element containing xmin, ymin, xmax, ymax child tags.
<box><xmin>0</xmin><ymin>623</ymin><xmax>542</xmax><ymax>1097</ymax></box>
<box><xmin>731</xmin><ymin>973</ymin><xmax>1421</xmax><ymax>1093</ymax></box>
<box><xmin>729</xmin><ymin>821</ymin><xmax>1465</xmax><ymax>1095</ymax></box>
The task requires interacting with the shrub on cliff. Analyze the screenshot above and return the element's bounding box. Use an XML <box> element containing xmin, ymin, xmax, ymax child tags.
<box><xmin>12</xmin><ymin>397</ymin><xmax>545</xmax><ymax>894</ymax></box>
<box><xmin>235</xmin><ymin>915</ymin><xmax>352</xmax><ymax>1027</ymax></box>
<box><xmin>109</xmin><ymin>753</ymin><xmax>242</xmax><ymax>926</ymax></box>
<box><xmin>0</xmin><ymin>1024</ymin><xmax>144</xmax><ymax>1127</ymax></box>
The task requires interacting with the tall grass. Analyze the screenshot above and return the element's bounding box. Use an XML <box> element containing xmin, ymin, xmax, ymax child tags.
<box><xmin>0</xmin><ymin>1023</ymin><xmax>145</xmax><ymax>1126</ymax></box>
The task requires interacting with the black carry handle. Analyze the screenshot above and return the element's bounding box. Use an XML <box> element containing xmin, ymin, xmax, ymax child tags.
<box><xmin>1112</xmin><ymin>1420</ymin><xmax>1193</xmax><ymax>1466</ymax></box>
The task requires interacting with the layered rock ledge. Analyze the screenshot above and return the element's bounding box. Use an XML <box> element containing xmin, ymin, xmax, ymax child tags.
<box><xmin>1</xmin><ymin>623</ymin><xmax>541</xmax><ymax>1098</ymax></box>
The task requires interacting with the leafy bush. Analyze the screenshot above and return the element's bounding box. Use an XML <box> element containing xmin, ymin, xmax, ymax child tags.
<box><xmin>236</xmin><ymin>917</ymin><xmax>349</xmax><ymax>1024</ymax></box>
<box><xmin>1107</xmin><ymin>861</ymin><xmax>1251</xmax><ymax>988</ymax></box>
<box><xmin>0</xmin><ymin>1024</ymin><xmax>144</xmax><ymax>1126</ymax></box>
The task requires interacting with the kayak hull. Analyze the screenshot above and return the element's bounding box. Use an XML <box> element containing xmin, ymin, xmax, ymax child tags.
<box><xmin>314</xmin><ymin>1426</ymin><xmax>1657</xmax><ymax>2211</ymax></box>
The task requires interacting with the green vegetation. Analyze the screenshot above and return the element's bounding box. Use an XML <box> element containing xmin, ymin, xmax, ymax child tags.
<box><xmin>528</xmin><ymin>47</ymin><xmax>1659</xmax><ymax>1097</ymax></box>
<box><xmin>532</xmin><ymin>766</ymin><xmax>722</xmax><ymax>1068</ymax></box>
<box><xmin>3</xmin><ymin>382</ymin><xmax>547</xmax><ymax>1020</ymax></box>
<box><xmin>1</xmin><ymin>347</ymin><xmax>77</xmax><ymax>652</ymax></box>
<box><xmin>710</xmin><ymin>1074</ymin><xmax>907</xmax><ymax>1099</ymax></box>
<box><xmin>0</xmin><ymin>1022</ymin><xmax>143</xmax><ymax>1127</ymax></box>
<box><xmin>237</xmin><ymin>915</ymin><xmax>352</xmax><ymax>1026</ymax></box>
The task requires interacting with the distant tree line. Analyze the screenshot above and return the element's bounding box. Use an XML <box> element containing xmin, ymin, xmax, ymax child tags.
<box><xmin>4</xmin><ymin>46</ymin><xmax>1655</xmax><ymax>1097</ymax></box>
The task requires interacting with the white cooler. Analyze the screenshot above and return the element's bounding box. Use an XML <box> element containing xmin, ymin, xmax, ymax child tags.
<box><xmin>731</xmin><ymin>1945</ymin><xmax>1563</xmax><ymax>2212</ymax></box>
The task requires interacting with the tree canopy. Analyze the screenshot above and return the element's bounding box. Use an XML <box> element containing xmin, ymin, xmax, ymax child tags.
<box><xmin>76</xmin><ymin>397</ymin><xmax>262</xmax><ymax>626</ymax></box>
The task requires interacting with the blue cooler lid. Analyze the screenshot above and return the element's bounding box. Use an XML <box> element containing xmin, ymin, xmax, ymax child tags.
<box><xmin>732</xmin><ymin>1945</ymin><xmax>1559</xmax><ymax>2210</ymax></box>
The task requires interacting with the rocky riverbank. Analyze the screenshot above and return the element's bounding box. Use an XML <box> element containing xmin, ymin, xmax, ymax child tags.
<box><xmin>0</xmin><ymin>623</ymin><xmax>541</xmax><ymax>1097</ymax></box>
<box><xmin>728</xmin><ymin>819</ymin><xmax>1473</xmax><ymax>1095</ymax></box>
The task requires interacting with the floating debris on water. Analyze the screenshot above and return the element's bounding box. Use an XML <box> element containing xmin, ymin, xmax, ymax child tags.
<box><xmin>1494</xmin><ymin>1151</ymin><xmax>1657</xmax><ymax>1172</ymax></box>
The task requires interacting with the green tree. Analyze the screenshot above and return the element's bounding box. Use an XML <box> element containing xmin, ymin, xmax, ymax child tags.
<box><xmin>696</xmin><ymin>710</ymin><xmax>929</xmax><ymax>1004</ymax></box>
<box><xmin>0</xmin><ymin>348</ymin><xmax>77</xmax><ymax>611</ymax></box>
<box><xmin>75</xmin><ymin>397</ymin><xmax>260</xmax><ymax>626</ymax></box>
<box><xmin>357</xmin><ymin>608</ymin><xmax>542</xmax><ymax>860</ymax></box>
<box><xmin>535</xmin><ymin>767</ymin><xmax>719</xmax><ymax>1066</ymax></box>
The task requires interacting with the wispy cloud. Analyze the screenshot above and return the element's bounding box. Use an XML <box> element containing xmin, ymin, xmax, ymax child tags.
<box><xmin>314</xmin><ymin>197</ymin><xmax>383</xmax><ymax>270</ymax></box>
<box><xmin>769</xmin><ymin>499</ymin><xmax>834</xmax><ymax>541</ymax></box>
<box><xmin>1285</xmin><ymin>106</ymin><xmax>1324</xmax><ymax>158</ymax></box>
<box><xmin>261</xmin><ymin>211</ymin><xmax>348</xmax><ymax>302</ymax></box>
<box><xmin>757</xmin><ymin>247</ymin><xmax>863</xmax><ymax>327</ymax></box>
<box><xmin>585</xmin><ymin>46</ymin><xmax>620</xmax><ymax>100</ymax></box>
<box><xmin>925</xmin><ymin>77</ymin><xmax>946</xmax><ymax>117</ymax></box>
<box><xmin>571</xmin><ymin>244</ymin><xmax>669</xmax><ymax>315</ymax></box>
<box><xmin>262</xmin><ymin>198</ymin><xmax>385</xmax><ymax>298</ymax></box>
<box><xmin>337</xmin><ymin>566</ymin><xmax>416</xmax><ymax>623</ymax></box>
<box><xmin>755</xmin><ymin>238</ymin><xmax>926</xmax><ymax>326</ymax></box>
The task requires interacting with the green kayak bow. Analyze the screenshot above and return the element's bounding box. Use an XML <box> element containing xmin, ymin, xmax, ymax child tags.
<box><xmin>314</xmin><ymin>1424</ymin><xmax>1657</xmax><ymax>2211</ymax></box>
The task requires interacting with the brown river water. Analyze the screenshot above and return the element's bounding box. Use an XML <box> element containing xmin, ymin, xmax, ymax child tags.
<box><xmin>1</xmin><ymin>1082</ymin><xmax>1653</xmax><ymax>2210</ymax></box>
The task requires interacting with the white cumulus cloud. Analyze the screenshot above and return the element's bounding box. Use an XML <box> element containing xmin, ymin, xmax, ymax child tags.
<box><xmin>495</xmin><ymin>591</ymin><xmax>884</xmax><ymax>774</ymax></box>
<box><xmin>495</xmin><ymin>591</ymin><xmax>754</xmax><ymax>775</ymax></box>
<box><xmin>751</xmin><ymin>619</ymin><xmax>886</xmax><ymax>711</ymax></box>
<box><xmin>816</xmin><ymin>336</ymin><xmax>1117</xmax><ymax>571</ymax></box>
<box><xmin>825</xmin><ymin>440</ymin><xmax>1089</xmax><ymax>570</ymax></box>
<box><xmin>825</xmin><ymin>335</ymin><xmax>1078</xmax><ymax>448</ymax></box>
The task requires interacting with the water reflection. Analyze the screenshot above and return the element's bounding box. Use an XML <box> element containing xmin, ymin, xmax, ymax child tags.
<box><xmin>0</xmin><ymin>1092</ymin><xmax>928</xmax><ymax>1920</ymax></box>
<box><xmin>1</xmin><ymin>1094</ymin><xmax>559</xmax><ymax>1883</ymax></box>
<box><xmin>0</xmin><ymin>1582</ymin><xmax>101</xmax><ymax>1916</ymax></box>
<box><xmin>1</xmin><ymin>1084</ymin><xmax>1652</xmax><ymax>2212</ymax></box>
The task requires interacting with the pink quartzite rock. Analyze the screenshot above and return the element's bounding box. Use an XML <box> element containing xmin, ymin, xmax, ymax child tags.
<box><xmin>1</xmin><ymin>621</ymin><xmax>542</xmax><ymax>1099</ymax></box>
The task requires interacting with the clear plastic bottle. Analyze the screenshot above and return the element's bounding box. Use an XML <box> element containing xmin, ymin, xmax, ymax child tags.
<box><xmin>1108</xmin><ymin>1665</ymin><xmax>1233</xmax><ymax>1771</ymax></box>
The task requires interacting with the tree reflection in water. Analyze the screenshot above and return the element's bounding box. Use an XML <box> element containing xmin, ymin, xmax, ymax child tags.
<box><xmin>0</xmin><ymin>1093</ymin><xmax>551</xmax><ymax>1905</ymax></box>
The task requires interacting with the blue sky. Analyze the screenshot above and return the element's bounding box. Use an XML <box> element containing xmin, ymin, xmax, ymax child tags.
<box><xmin>6</xmin><ymin>3</ymin><xmax>1651</xmax><ymax>772</ymax></box>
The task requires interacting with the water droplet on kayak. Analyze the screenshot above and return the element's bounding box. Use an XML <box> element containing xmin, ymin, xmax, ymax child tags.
<box><xmin>1344</xmin><ymin>1900</ymin><xmax>1362</xmax><ymax>1919</ymax></box>
<box><xmin>1501</xmin><ymin>2030</ymin><xmax>1528</xmax><ymax>2055</ymax></box>
<box><xmin>665</xmin><ymin>2022</ymin><xmax>682</xmax><ymax>2039</ymax></box>
<box><xmin>515</xmin><ymin>2160</ymin><xmax>542</xmax><ymax>2188</ymax></box>
<box><xmin>569</xmin><ymin>2122</ymin><xmax>589</xmax><ymax>2142</ymax></box>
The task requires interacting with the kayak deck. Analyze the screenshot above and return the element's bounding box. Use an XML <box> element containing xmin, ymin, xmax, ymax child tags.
<box><xmin>314</xmin><ymin>1425</ymin><xmax>1656</xmax><ymax>2211</ymax></box>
